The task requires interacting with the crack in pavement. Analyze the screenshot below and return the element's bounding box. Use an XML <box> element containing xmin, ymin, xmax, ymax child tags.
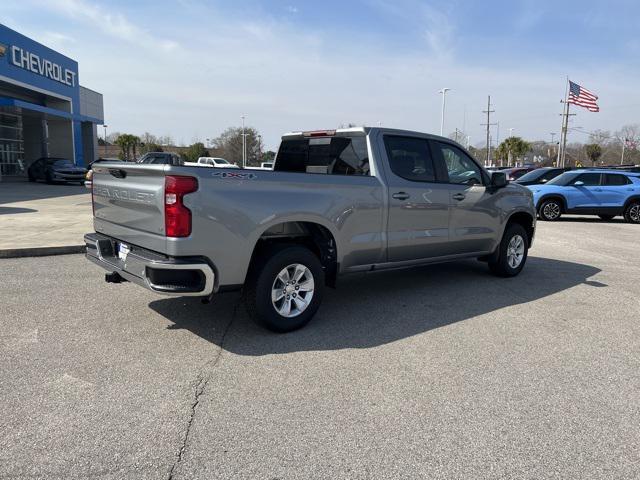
<box><xmin>167</xmin><ymin>298</ymin><xmax>241</xmax><ymax>480</ymax></box>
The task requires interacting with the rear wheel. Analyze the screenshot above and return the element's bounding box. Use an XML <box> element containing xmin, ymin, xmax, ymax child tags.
<box><xmin>598</xmin><ymin>214</ymin><xmax>615</xmax><ymax>221</ymax></box>
<box><xmin>538</xmin><ymin>199</ymin><xmax>562</xmax><ymax>221</ymax></box>
<box><xmin>624</xmin><ymin>201</ymin><xmax>640</xmax><ymax>224</ymax></box>
<box><xmin>28</xmin><ymin>172</ymin><xmax>35</xmax><ymax>182</ymax></box>
<box><xmin>244</xmin><ymin>245</ymin><xmax>324</xmax><ymax>332</ymax></box>
<box><xmin>488</xmin><ymin>223</ymin><xmax>529</xmax><ymax>277</ymax></box>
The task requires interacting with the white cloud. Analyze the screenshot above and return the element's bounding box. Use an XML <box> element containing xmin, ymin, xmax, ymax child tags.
<box><xmin>34</xmin><ymin>0</ymin><xmax>179</xmax><ymax>52</ymax></box>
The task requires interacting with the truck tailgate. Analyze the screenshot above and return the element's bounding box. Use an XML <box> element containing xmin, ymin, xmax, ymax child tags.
<box><xmin>91</xmin><ymin>163</ymin><xmax>167</xmax><ymax>247</ymax></box>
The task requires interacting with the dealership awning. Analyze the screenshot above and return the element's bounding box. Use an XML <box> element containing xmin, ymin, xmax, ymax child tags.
<box><xmin>0</xmin><ymin>96</ymin><xmax>103</xmax><ymax>124</ymax></box>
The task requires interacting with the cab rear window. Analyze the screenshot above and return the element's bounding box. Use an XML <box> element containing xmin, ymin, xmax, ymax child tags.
<box><xmin>274</xmin><ymin>136</ymin><xmax>370</xmax><ymax>175</ymax></box>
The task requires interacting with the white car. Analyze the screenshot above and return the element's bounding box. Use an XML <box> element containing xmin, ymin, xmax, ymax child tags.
<box><xmin>196</xmin><ymin>157</ymin><xmax>240</xmax><ymax>168</ymax></box>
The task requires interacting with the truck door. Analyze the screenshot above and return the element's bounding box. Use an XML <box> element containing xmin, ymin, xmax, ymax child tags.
<box><xmin>430</xmin><ymin>140</ymin><xmax>499</xmax><ymax>254</ymax></box>
<box><xmin>380</xmin><ymin>134</ymin><xmax>451</xmax><ymax>262</ymax></box>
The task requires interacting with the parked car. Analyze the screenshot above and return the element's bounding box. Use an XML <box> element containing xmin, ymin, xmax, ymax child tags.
<box><xmin>137</xmin><ymin>152</ymin><xmax>183</xmax><ymax>166</ymax></box>
<box><xmin>501</xmin><ymin>167</ymin><xmax>536</xmax><ymax>182</ymax></box>
<box><xmin>85</xmin><ymin>127</ymin><xmax>536</xmax><ymax>332</ymax></box>
<box><xmin>196</xmin><ymin>157</ymin><xmax>240</xmax><ymax>168</ymax></box>
<box><xmin>529</xmin><ymin>169</ymin><xmax>640</xmax><ymax>222</ymax></box>
<box><xmin>27</xmin><ymin>157</ymin><xmax>86</xmax><ymax>184</ymax></box>
<box><xmin>516</xmin><ymin>167</ymin><xmax>572</xmax><ymax>186</ymax></box>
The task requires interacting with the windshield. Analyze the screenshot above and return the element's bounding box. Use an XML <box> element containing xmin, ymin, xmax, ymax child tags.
<box><xmin>215</xmin><ymin>158</ymin><xmax>229</xmax><ymax>164</ymax></box>
<box><xmin>516</xmin><ymin>169</ymin><xmax>546</xmax><ymax>182</ymax></box>
<box><xmin>547</xmin><ymin>171</ymin><xmax>579</xmax><ymax>186</ymax></box>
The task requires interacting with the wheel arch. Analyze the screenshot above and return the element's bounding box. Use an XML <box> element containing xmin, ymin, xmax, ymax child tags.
<box><xmin>537</xmin><ymin>194</ymin><xmax>567</xmax><ymax>213</ymax></box>
<box><xmin>623</xmin><ymin>195</ymin><xmax>640</xmax><ymax>210</ymax></box>
<box><xmin>505</xmin><ymin>211</ymin><xmax>535</xmax><ymax>247</ymax></box>
<box><xmin>246</xmin><ymin>220</ymin><xmax>339</xmax><ymax>287</ymax></box>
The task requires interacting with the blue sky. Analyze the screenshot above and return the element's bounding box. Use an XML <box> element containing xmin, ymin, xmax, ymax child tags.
<box><xmin>4</xmin><ymin>0</ymin><xmax>640</xmax><ymax>149</ymax></box>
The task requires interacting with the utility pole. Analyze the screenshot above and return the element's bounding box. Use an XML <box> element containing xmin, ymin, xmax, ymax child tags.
<box><xmin>241</xmin><ymin>114</ymin><xmax>246</xmax><ymax>168</ymax></box>
<box><xmin>102</xmin><ymin>124</ymin><xmax>108</xmax><ymax>158</ymax></box>
<box><xmin>550</xmin><ymin>132</ymin><xmax>556</xmax><ymax>144</ymax></box>
<box><xmin>439</xmin><ymin>88</ymin><xmax>451</xmax><ymax>136</ymax></box>
<box><xmin>481</xmin><ymin>95</ymin><xmax>497</xmax><ymax>166</ymax></box>
<box><xmin>558</xmin><ymin>78</ymin><xmax>576</xmax><ymax>167</ymax></box>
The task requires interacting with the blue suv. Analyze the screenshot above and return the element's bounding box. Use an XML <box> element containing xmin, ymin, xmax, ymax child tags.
<box><xmin>528</xmin><ymin>169</ymin><xmax>640</xmax><ymax>223</ymax></box>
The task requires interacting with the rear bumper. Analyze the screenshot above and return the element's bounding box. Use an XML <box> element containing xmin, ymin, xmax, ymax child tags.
<box><xmin>84</xmin><ymin>232</ymin><xmax>215</xmax><ymax>297</ymax></box>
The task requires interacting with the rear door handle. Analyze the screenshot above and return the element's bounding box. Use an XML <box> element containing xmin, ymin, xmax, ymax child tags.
<box><xmin>452</xmin><ymin>193</ymin><xmax>466</xmax><ymax>201</ymax></box>
<box><xmin>392</xmin><ymin>192</ymin><xmax>410</xmax><ymax>201</ymax></box>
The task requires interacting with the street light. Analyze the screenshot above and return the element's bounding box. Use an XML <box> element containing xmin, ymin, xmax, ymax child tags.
<box><xmin>509</xmin><ymin>127</ymin><xmax>515</xmax><ymax>138</ymax></box>
<box><xmin>103</xmin><ymin>124</ymin><xmax>108</xmax><ymax>158</ymax></box>
<box><xmin>438</xmin><ymin>88</ymin><xmax>451</xmax><ymax>136</ymax></box>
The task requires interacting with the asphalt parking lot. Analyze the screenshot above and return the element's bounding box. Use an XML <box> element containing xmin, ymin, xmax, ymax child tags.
<box><xmin>2</xmin><ymin>218</ymin><xmax>639</xmax><ymax>479</ymax></box>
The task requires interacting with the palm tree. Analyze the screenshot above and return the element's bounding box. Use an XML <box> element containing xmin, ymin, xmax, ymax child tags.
<box><xmin>584</xmin><ymin>144</ymin><xmax>602</xmax><ymax>166</ymax></box>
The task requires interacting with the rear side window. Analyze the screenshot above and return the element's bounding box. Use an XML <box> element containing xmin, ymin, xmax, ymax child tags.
<box><xmin>570</xmin><ymin>173</ymin><xmax>601</xmax><ymax>186</ymax></box>
<box><xmin>383</xmin><ymin>136</ymin><xmax>435</xmax><ymax>182</ymax></box>
<box><xmin>604</xmin><ymin>174</ymin><xmax>631</xmax><ymax>186</ymax></box>
<box><xmin>275</xmin><ymin>136</ymin><xmax>369</xmax><ymax>175</ymax></box>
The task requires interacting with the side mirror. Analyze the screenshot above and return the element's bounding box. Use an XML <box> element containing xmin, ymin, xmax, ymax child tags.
<box><xmin>490</xmin><ymin>171</ymin><xmax>508</xmax><ymax>188</ymax></box>
<box><xmin>573</xmin><ymin>181</ymin><xmax>584</xmax><ymax>186</ymax></box>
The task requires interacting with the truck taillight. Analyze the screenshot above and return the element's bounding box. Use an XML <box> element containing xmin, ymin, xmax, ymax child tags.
<box><xmin>165</xmin><ymin>175</ymin><xmax>198</xmax><ymax>237</ymax></box>
<box><xmin>90</xmin><ymin>172</ymin><xmax>95</xmax><ymax>216</ymax></box>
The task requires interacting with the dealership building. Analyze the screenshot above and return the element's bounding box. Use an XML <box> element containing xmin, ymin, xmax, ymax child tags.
<box><xmin>0</xmin><ymin>24</ymin><xmax>104</xmax><ymax>181</ymax></box>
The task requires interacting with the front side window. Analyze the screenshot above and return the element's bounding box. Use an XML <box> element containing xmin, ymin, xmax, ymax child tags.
<box><xmin>435</xmin><ymin>142</ymin><xmax>483</xmax><ymax>185</ymax></box>
<box><xmin>275</xmin><ymin>136</ymin><xmax>370</xmax><ymax>175</ymax></box>
<box><xmin>383</xmin><ymin>136</ymin><xmax>435</xmax><ymax>182</ymax></box>
<box><xmin>570</xmin><ymin>173</ymin><xmax>601</xmax><ymax>186</ymax></box>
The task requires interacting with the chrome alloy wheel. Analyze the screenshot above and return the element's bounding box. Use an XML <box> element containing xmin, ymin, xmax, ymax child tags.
<box><xmin>630</xmin><ymin>204</ymin><xmax>640</xmax><ymax>223</ymax></box>
<box><xmin>507</xmin><ymin>234</ymin><xmax>525</xmax><ymax>269</ymax></box>
<box><xmin>271</xmin><ymin>263</ymin><xmax>315</xmax><ymax>318</ymax></box>
<box><xmin>543</xmin><ymin>202</ymin><xmax>561</xmax><ymax>220</ymax></box>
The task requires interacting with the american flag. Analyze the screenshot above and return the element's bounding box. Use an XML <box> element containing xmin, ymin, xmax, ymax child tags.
<box><xmin>568</xmin><ymin>81</ymin><xmax>599</xmax><ymax>112</ymax></box>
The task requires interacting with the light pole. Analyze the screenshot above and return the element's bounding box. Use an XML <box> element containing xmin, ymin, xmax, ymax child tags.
<box><xmin>466</xmin><ymin>135</ymin><xmax>471</xmax><ymax>149</ymax></box>
<box><xmin>241</xmin><ymin>115</ymin><xmax>246</xmax><ymax>168</ymax></box>
<box><xmin>103</xmin><ymin>124</ymin><xmax>108</xmax><ymax>158</ymax></box>
<box><xmin>509</xmin><ymin>127</ymin><xmax>515</xmax><ymax>138</ymax></box>
<box><xmin>438</xmin><ymin>88</ymin><xmax>451</xmax><ymax>136</ymax></box>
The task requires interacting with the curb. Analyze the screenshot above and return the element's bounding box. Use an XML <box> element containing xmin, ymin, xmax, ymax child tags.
<box><xmin>0</xmin><ymin>245</ymin><xmax>86</xmax><ymax>259</ymax></box>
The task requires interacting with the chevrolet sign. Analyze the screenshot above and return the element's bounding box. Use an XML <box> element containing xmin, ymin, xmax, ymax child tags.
<box><xmin>10</xmin><ymin>45</ymin><xmax>77</xmax><ymax>87</ymax></box>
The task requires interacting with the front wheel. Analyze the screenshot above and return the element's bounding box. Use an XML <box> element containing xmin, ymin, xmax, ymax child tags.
<box><xmin>624</xmin><ymin>201</ymin><xmax>640</xmax><ymax>224</ymax></box>
<box><xmin>244</xmin><ymin>245</ymin><xmax>325</xmax><ymax>332</ymax></box>
<box><xmin>538</xmin><ymin>199</ymin><xmax>562</xmax><ymax>221</ymax></box>
<box><xmin>488</xmin><ymin>224</ymin><xmax>529</xmax><ymax>277</ymax></box>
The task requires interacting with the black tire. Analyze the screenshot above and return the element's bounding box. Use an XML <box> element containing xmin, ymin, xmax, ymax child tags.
<box><xmin>28</xmin><ymin>173</ymin><xmax>35</xmax><ymax>182</ymax></box>
<box><xmin>244</xmin><ymin>245</ymin><xmax>325</xmax><ymax>333</ymax></box>
<box><xmin>538</xmin><ymin>198</ymin><xmax>562</xmax><ymax>221</ymax></box>
<box><xmin>45</xmin><ymin>171</ymin><xmax>53</xmax><ymax>184</ymax></box>
<box><xmin>598</xmin><ymin>214</ymin><xmax>615</xmax><ymax>221</ymax></box>
<box><xmin>624</xmin><ymin>201</ymin><xmax>640</xmax><ymax>224</ymax></box>
<box><xmin>488</xmin><ymin>223</ymin><xmax>529</xmax><ymax>277</ymax></box>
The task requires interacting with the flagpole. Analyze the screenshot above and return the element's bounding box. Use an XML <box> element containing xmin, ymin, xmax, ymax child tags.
<box><xmin>560</xmin><ymin>77</ymin><xmax>570</xmax><ymax>167</ymax></box>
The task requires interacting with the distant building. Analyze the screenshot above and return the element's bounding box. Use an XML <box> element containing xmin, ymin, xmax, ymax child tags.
<box><xmin>0</xmin><ymin>24</ymin><xmax>104</xmax><ymax>180</ymax></box>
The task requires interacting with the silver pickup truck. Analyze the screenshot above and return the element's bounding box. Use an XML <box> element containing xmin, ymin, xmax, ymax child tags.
<box><xmin>85</xmin><ymin>127</ymin><xmax>536</xmax><ymax>332</ymax></box>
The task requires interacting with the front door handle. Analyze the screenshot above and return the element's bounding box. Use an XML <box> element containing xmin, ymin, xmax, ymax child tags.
<box><xmin>392</xmin><ymin>192</ymin><xmax>410</xmax><ymax>201</ymax></box>
<box><xmin>452</xmin><ymin>193</ymin><xmax>466</xmax><ymax>201</ymax></box>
